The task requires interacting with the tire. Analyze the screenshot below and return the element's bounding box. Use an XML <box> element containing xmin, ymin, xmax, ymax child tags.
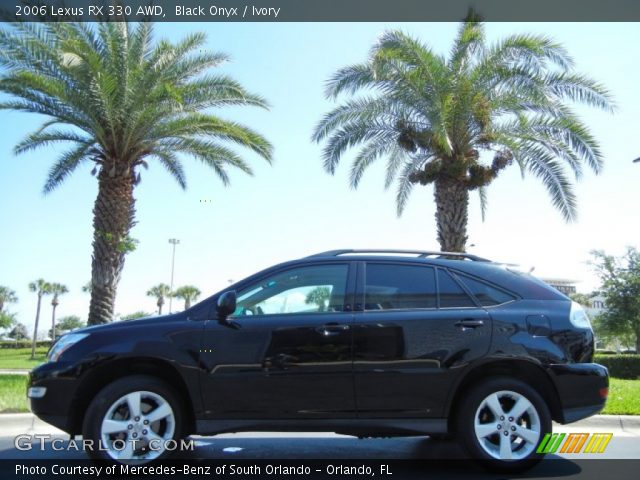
<box><xmin>456</xmin><ymin>377</ymin><xmax>551</xmax><ymax>472</ymax></box>
<box><xmin>82</xmin><ymin>375</ymin><xmax>185</xmax><ymax>463</ymax></box>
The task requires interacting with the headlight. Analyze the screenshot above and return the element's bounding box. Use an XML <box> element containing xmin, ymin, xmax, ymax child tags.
<box><xmin>569</xmin><ymin>301</ymin><xmax>592</xmax><ymax>330</ymax></box>
<box><xmin>47</xmin><ymin>333</ymin><xmax>89</xmax><ymax>362</ymax></box>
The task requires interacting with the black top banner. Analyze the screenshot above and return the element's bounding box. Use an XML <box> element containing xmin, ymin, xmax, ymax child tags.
<box><xmin>2</xmin><ymin>0</ymin><xmax>640</xmax><ymax>22</ymax></box>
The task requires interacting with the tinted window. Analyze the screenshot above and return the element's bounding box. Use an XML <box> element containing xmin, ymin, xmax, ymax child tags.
<box><xmin>437</xmin><ymin>269</ymin><xmax>475</xmax><ymax>308</ymax></box>
<box><xmin>456</xmin><ymin>274</ymin><xmax>517</xmax><ymax>306</ymax></box>
<box><xmin>235</xmin><ymin>264</ymin><xmax>348</xmax><ymax>316</ymax></box>
<box><xmin>365</xmin><ymin>264</ymin><xmax>436</xmax><ymax>310</ymax></box>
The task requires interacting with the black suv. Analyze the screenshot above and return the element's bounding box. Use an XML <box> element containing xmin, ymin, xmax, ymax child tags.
<box><xmin>29</xmin><ymin>250</ymin><xmax>608</xmax><ymax>470</ymax></box>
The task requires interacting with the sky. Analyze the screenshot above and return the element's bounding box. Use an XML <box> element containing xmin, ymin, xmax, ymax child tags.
<box><xmin>0</xmin><ymin>21</ymin><xmax>639</xmax><ymax>335</ymax></box>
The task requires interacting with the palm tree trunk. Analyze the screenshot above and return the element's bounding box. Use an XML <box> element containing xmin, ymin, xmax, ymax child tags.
<box><xmin>31</xmin><ymin>294</ymin><xmax>42</xmax><ymax>359</ymax></box>
<box><xmin>434</xmin><ymin>177</ymin><xmax>469</xmax><ymax>252</ymax></box>
<box><xmin>88</xmin><ymin>166</ymin><xmax>136</xmax><ymax>325</ymax></box>
<box><xmin>185</xmin><ymin>298</ymin><xmax>191</xmax><ymax>309</ymax></box>
<box><xmin>51</xmin><ymin>304</ymin><xmax>57</xmax><ymax>340</ymax></box>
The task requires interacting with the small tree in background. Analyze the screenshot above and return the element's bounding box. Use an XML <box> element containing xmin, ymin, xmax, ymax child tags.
<box><xmin>0</xmin><ymin>286</ymin><xmax>18</xmax><ymax>313</ymax></box>
<box><xmin>0</xmin><ymin>311</ymin><xmax>17</xmax><ymax>334</ymax></box>
<box><xmin>8</xmin><ymin>322</ymin><xmax>29</xmax><ymax>341</ymax></box>
<box><xmin>49</xmin><ymin>283</ymin><xmax>69</xmax><ymax>340</ymax></box>
<box><xmin>590</xmin><ymin>248</ymin><xmax>640</xmax><ymax>352</ymax></box>
<box><xmin>49</xmin><ymin>315</ymin><xmax>85</xmax><ymax>339</ymax></box>
<box><xmin>172</xmin><ymin>286</ymin><xmax>202</xmax><ymax>310</ymax></box>
<box><xmin>146</xmin><ymin>284</ymin><xmax>172</xmax><ymax>315</ymax></box>
<box><xmin>569</xmin><ymin>292</ymin><xmax>594</xmax><ymax>308</ymax></box>
<box><xmin>120</xmin><ymin>311</ymin><xmax>152</xmax><ymax>321</ymax></box>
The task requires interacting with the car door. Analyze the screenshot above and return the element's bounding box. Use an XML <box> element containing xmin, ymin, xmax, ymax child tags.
<box><xmin>353</xmin><ymin>262</ymin><xmax>492</xmax><ymax>418</ymax></box>
<box><xmin>199</xmin><ymin>262</ymin><xmax>356</xmax><ymax>420</ymax></box>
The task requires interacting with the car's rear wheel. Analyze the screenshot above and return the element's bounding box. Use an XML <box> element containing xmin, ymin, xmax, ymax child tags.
<box><xmin>457</xmin><ymin>377</ymin><xmax>551</xmax><ymax>472</ymax></box>
<box><xmin>82</xmin><ymin>375</ymin><xmax>185</xmax><ymax>463</ymax></box>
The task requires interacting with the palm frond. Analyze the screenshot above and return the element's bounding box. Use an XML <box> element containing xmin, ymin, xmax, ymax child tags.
<box><xmin>43</xmin><ymin>143</ymin><xmax>92</xmax><ymax>194</ymax></box>
<box><xmin>324</xmin><ymin>63</ymin><xmax>376</xmax><ymax>99</ymax></box>
<box><xmin>152</xmin><ymin>151</ymin><xmax>187</xmax><ymax>189</ymax></box>
<box><xmin>395</xmin><ymin>156</ymin><xmax>425</xmax><ymax>217</ymax></box>
<box><xmin>14</xmin><ymin>129</ymin><xmax>92</xmax><ymax>155</ymax></box>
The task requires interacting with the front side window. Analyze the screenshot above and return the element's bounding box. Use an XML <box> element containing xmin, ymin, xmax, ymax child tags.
<box><xmin>234</xmin><ymin>264</ymin><xmax>348</xmax><ymax>316</ymax></box>
<box><xmin>364</xmin><ymin>264</ymin><xmax>436</xmax><ymax>310</ymax></box>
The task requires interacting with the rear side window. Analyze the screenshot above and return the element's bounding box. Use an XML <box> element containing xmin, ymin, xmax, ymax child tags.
<box><xmin>456</xmin><ymin>274</ymin><xmax>517</xmax><ymax>306</ymax></box>
<box><xmin>437</xmin><ymin>269</ymin><xmax>475</xmax><ymax>308</ymax></box>
<box><xmin>364</xmin><ymin>264</ymin><xmax>436</xmax><ymax>310</ymax></box>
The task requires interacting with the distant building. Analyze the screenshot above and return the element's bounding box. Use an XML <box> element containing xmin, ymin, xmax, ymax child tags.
<box><xmin>541</xmin><ymin>278</ymin><xmax>577</xmax><ymax>296</ymax></box>
<box><xmin>586</xmin><ymin>294</ymin><xmax>606</xmax><ymax>319</ymax></box>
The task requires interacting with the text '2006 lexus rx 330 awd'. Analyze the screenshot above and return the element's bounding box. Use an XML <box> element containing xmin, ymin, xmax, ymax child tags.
<box><xmin>28</xmin><ymin>250</ymin><xmax>608</xmax><ymax>471</ymax></box>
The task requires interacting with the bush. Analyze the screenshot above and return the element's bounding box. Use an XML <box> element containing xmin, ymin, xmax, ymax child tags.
<box><xmin>594</xmin><ymin>354</ymin><xmax>640</xmax><ymax>379</ymax></box>
<box><xmin>0</xmin><ymin>341</ymin><xmax>51</xmax><ymax>349</ymax></box>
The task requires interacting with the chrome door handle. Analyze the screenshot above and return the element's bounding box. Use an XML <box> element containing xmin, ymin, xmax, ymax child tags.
<box><xmin>455</xmin><ymin>319</ymin><xmax>485</xmax><ymax>328</ymax></box>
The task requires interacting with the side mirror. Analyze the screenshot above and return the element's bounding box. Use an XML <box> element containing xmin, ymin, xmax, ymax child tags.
<box><xmin>217</xmin><ymin>290</ymin><xmax>237</xmax><ymax>321</ymax></box>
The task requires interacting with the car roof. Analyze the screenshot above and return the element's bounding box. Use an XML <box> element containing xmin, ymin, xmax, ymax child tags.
<box><xmin>291</xmin><ymin>249</ymin><xmax>567</xmax><ymax>301</ymax></box>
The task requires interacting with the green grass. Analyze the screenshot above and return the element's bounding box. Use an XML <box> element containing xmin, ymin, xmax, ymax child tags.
<box><xmin>0</xmin><ymin>348</ymin><xmax>47</xmax><ymax>369</ymax></box>
<box><xmin>601</xmin><ymin>378</ymin><xmax>640</xmax><ymax>415</ymax></box>
<box><xmin>0</xmin><ymin>375</ymin><xmax>28</xmax><ymax>413</ymax></box>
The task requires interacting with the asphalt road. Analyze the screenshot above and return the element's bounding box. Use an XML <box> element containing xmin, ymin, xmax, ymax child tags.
<box><xmin>0</xmin><ymin>416</ymin><xmax>639</xmax><ymax>479</ymax></box>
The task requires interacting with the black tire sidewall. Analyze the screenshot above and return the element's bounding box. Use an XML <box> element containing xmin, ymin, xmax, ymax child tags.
<box><xmin>457</xmin><ymin>377</ymin><xmax>551</xmax><ymax>472</ymax></box>
<box><xmin>82</xmin><ymin>375</ymin><xmax>184</xmax><ymax>462</ymax></box>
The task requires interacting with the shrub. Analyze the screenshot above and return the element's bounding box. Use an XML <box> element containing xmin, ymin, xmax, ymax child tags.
<box><xmin>0</xmin><ymin>341</ymin><xmax>51</xmax><ymax>349</ymax></box>
<box><xmin>594</xmin><ymin>354</ymin><xmax>640</xmax><ymax>379</ymax></box>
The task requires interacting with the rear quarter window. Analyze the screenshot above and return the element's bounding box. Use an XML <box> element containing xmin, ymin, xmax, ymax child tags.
<box><xmin>455</xmin><ymin>273</ymin><xmax>517</xmax><ymax>306</ymax></box>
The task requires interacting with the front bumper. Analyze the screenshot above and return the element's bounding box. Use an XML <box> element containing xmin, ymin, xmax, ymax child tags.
<box><xmin>548</xmin><ymin>363</ymin><xmax>609</xmax><ymax>424</ymax></box>
<box><xmin>28</xmin><ymin>361</ymin><xmax>82</xmax><ymax>433</ymax></box>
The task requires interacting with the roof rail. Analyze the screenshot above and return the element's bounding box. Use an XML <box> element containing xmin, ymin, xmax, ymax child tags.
<box><xmin>308</xmin><ymin>249</ymin><xmax>492</xmax><ymax>262</ymax></box>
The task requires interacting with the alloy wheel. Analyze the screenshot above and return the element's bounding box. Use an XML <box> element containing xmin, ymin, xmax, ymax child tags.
<box><xmin>473</xmin><ymin>390</ymin><xmax>541</xmax><ymax>460</ymax></box>
<box><xmin>100</xmin><ymin>390</ymin><xmax>175</xmax><ymax>461</ymax></box>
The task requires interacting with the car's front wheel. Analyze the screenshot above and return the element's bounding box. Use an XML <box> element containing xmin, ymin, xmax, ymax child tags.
<box><xmin>82</xmin><ymin>375</ymin><xmax>185</xmax><ymax>463</ymax></box>
<box><xmin>457</xmin><ymin>377</ymin><xmax>551</xmax><ymax>472</ymax></box>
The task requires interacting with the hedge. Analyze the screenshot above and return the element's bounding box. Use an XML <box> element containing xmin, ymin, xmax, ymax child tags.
<box><xmin>0</xmin><ymin>341</ymin><xmax>51</xmax><ymax>349</ymax></box>
<box><xmin>594</xmin><ymin>354</ymin><xmax>640</xmax><ymax>380</ymax></box>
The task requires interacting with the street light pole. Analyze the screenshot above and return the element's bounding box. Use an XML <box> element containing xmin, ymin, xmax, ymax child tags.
<box><xmin>168</xmin><ymin>238</ymin><xmax>180</xmax><ymax>313</ymax></box>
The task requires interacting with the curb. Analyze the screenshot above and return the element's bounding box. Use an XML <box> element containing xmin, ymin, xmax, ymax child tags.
<box><xmin>0</xmin><ymin>413</ymin><xmax>638</xmax><ymax>435</ymax></box>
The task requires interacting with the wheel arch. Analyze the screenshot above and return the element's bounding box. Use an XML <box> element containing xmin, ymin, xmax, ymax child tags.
<box><xmin>446</xmin><ymin>358</ymin><xmax>563</xmax><ymax>432</ymax></box>
<box><xmin>68</xmin><ymin>357</ymin><xmax>197</xmax><ymax>436</ymax></box>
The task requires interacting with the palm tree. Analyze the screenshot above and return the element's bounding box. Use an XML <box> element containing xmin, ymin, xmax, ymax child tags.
<box><xmin>313</xmin><ymin>12</ymin><xmax>614</xmax><ymax>252</ymax></box>
<box><xmin>147</xmin><ymin>284</ymin><xmax>172</xmax><ymax>315</ymax></box>
<box><xmin>171</xmin><ymin>285</ymin><xmax>202</xmax><ymax>310</ymax></box>
<box><xmin>28</xmin><ymin>279</ymin><xmax>52</xmax><ymax>359</ymax></box>
<box><xmin>0</xmin><ymin>22</ymin><xmax>273</xmax><ymax>325</ymax></box>
<box><xmin>0</xmin><ymin>286</ymin><xmax>18</xmax><ymax>313</ymax></box>
<box><xmin>49</xmin><ymin>283</ymin><xmax>69</xmax><ymax>340</ymax></box>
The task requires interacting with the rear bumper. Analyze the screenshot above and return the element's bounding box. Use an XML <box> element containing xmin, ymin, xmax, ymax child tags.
<box><xmin>548</xmin><ymin>363</ymin><xmax>609</xmax><ymax>424</ymax></box>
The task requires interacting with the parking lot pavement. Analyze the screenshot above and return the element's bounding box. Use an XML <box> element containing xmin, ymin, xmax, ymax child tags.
<box><xmin>0</xmin><ymin>414</ymin><xmax>638</xmax><ymax>461</ymax></box>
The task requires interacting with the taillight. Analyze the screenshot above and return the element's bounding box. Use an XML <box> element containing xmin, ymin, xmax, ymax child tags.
<box><xmin>599</xmin><ymin>387</ymin><xmax>609</xmax><ymax>399</ymax></box>
<box><xmin>569</xmin><ymin>301</ymin><xmax>592</xmax><ymax>330</ymax></box>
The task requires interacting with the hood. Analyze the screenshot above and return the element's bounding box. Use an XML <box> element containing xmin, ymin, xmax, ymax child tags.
<box><xmin>71</xmin><ymin>312</ymin><xmax>185</xmax><ymax>335</ymax></box>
